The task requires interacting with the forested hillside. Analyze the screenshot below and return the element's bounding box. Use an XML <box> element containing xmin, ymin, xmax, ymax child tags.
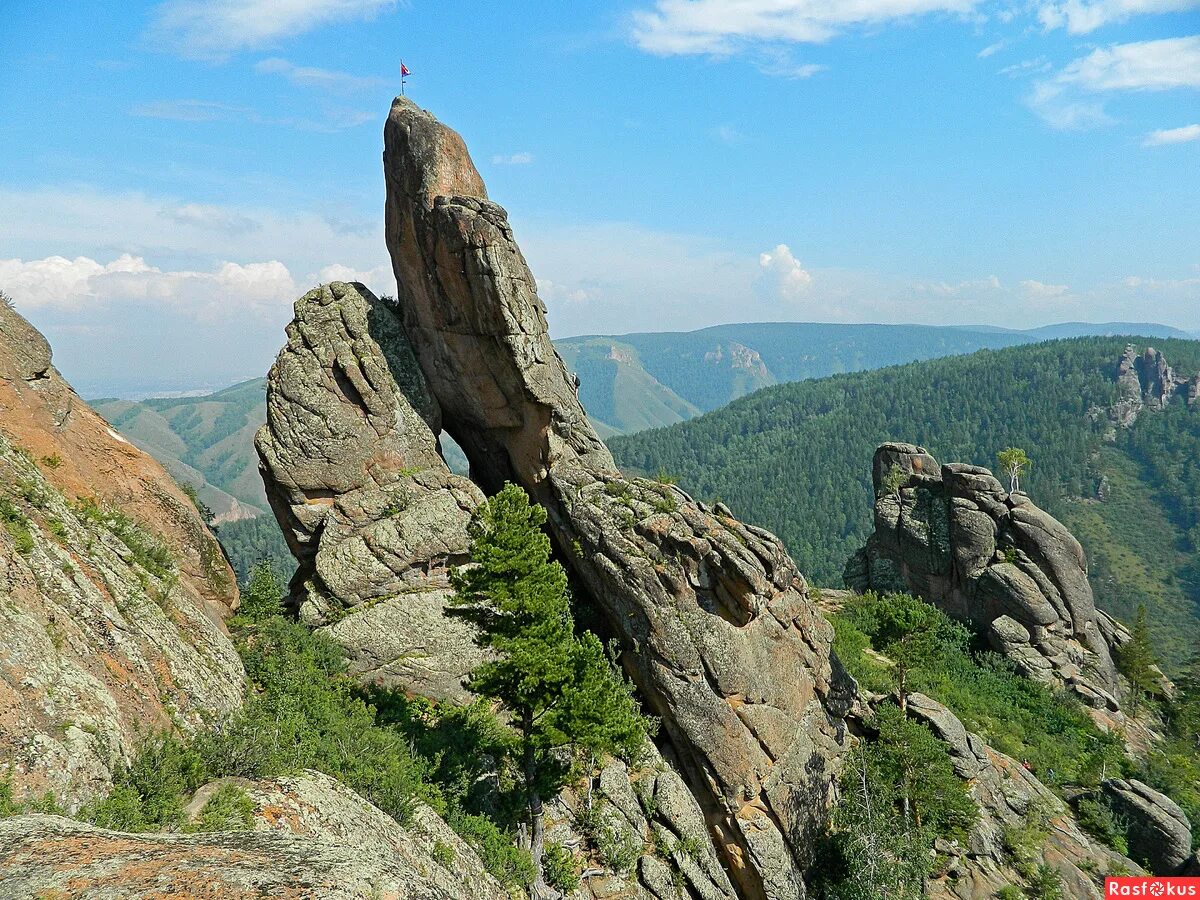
<box><xmin>609</xmin><ymin>336</ymin><xmax>1200</xmax><ymax>667</ymax></box>
<box><xmin>560</xmin><ymin>321</ymin><xmax>1191</xmax><ymax>433</ymax></box>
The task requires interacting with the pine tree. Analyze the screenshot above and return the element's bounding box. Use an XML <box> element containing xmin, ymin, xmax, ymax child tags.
<box><xmin>1117</xmin><ymin>604</ymin><xmax>1159</xmax><ymax>713</ymax></box>
<box><xmin>451</xmin><ymin>483</ymin><xmax>649</xmax><ymax>898</ymax></box>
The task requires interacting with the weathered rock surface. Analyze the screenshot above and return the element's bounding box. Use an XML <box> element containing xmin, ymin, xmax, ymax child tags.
<box><xmin>383</xmin><ymin>97</ymin><xmax>853</xmax><ymax>899</ymax></box>
<box><xmin>254</xmin><ymin>281</ymin><xmax>487</xmax><ymax>702</ymax></box>
<box><xmin>1101</xmin><ymin>778</ymin><xmax>1193</xmax><ymax>873</ymax></box>
<box><xmin>1108</xmin><ymin>344</ymin><xmax>1197</xmax><ymax>430</ymax></box>
<box><xmin>0</xmin><ymin>303</ymin><xmax>243</xmax><ymax>811</ymax></box>
<box><xmin>845</xmin><ymin>442</ymin><xmax>1129</xmax><ymax>715</ymax></box>
<box><xmin>893</xmin><ymin>695</ymin><xmax>1143</xmax><ymax>898</ymax></box>
<box><xmin>0</xmin><ymin>770</ymin><xmax>504</xmax><ymax>900</ymax></box>
<box><xmin>545</xmin><ymin>742</ymin><xmax>738</xmax><ymax>900</ymax></box>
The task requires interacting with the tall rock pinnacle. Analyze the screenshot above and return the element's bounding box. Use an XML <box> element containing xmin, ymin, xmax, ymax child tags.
<box><xmin>384</xmin><ymin>96</ymin><xmax>853</xmax><ymax>899</ymax></box>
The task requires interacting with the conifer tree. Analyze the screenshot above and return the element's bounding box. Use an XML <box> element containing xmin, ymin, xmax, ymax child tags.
<box><xmin>451</xmin><ymin>483</ymin><xmax>649</xmax><ymax>898</ymax></box>
<box><xmin>1117</xmin><ymin>604</ymin><xmax>1158</xmax><ymax>713</ymax></box>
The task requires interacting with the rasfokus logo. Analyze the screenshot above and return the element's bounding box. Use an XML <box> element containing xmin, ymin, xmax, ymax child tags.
<box><xmin>1107</xmin><ymin>878</ymin><xmax>1200</xmax><ymax>897</ymax></box>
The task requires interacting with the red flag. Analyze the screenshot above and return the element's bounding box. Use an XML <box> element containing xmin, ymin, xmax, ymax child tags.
<box><xmin>401</xmin><ymin>63</ymin><xmax>411</xmax><ymax>77</ymax></box>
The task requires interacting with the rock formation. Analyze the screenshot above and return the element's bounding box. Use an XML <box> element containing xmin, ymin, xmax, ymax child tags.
<box><xmin>900</xmin><ymin>694</ymin><xmax>1144</xmax><ymax>896</ymax></box>
<box><xmin>0</xmin><ymin>302</ymin><xmax>243</xmax><ymax>811</ymax></box>
<box><xmin>1109</xmin><ymin>344</ymin><xmax>1198</xmax><ymax>429</ymax></box>
<box><xmin>381</xmin><ymin>96</ymin><xmax>853</xmax><ymax>899</ymax></box>
<box><xmin>0</xmin><ymin>770</ymin><xmax>504</xmax><ymax>899</ymax></box>
<box><xmin>1100</xmin><ymin>778</ymin><xmax>1193</xmax><ymax>873</ymax></box>
<box><xmin>254</xmin><ymin>281</ymin><xmax>487</xmax><ymax>702</ymax></box>
<box><xmin>845</xmin><ymin>442</ymin><xmax>1129</xmax><ymax>715</ymax></box>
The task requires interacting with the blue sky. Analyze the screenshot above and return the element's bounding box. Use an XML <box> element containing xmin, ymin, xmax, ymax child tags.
<box><xmin>1</xmin><ymin>0</ymin><xmax>1197</xmax><ymax>396</ymax></box>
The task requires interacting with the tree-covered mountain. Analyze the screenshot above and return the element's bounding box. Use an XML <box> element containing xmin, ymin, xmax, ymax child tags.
<box><xmin>609</xmin><ymin>335</ymin><xmax>1200</xmax><ymax>668</ymax></box>
<box><xmin>558</xmin><ymin>320</ymin><xmax>1192</xmax><ymax>434</ymax></box>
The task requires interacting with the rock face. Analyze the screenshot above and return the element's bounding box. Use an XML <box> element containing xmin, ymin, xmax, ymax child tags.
<box><xmin>895</xmin><ymin>695</ymin><xmax>1143</xmax><ymax>898</ymax></box>
<box><xmin>1109</xmin><ymin>344</ymin><xmax>1197</xmax><ymax>428</ymax></box>
<box><xmin>1101</xmin><ymin>778</ymin><xmax>1193</xmax><ymax>873</ymax></box>
<box><xmin>254</xmin><ymin>282</ymin><xmax>486</xmax><ymax>702</ymax></box>
<box><xmin>383</xmin><ymin>97</ymin><xmax>853</xmax><ymax>899</ymax></box>
<box><xmin>0</xmin><ymin>770</ymin><xmax>505</xmax><ymax>900</ymax></box>
<box><xmin>845</xmin><ymin>442</ymin><xmax>1127</xmax><ymax>713</ymax></box>
<box><xmin>0</xmin><ymin>303</ymin><xmax>243</xmax><ymax>811</ymax></box>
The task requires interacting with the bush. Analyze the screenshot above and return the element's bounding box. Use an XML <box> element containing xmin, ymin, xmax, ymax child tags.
<box><xmin>0</xmin><ymin>497</ymin><xmax>35</xmax><ymax>556</ymax></box>
<box><xmin>543</xmin><ymin>841</ymin><xmax>580</xmax><ymax>893</ymax></box>
<box><xmin>0</xmin><ymin>779</ymin><xmax>63</xmax><ymax>817</ymax></box>
<box><xmin>1074</xmin><ymin>796</ymin><xmax>1129</xmax><ymax>856</ymax></box>
<box><xmin>446</xmin><ymin>809</ymin><xmax>536</xmax><ymax>888</ymax></box>
<box><xmin>189</xmin><ymin>783</ymin><xmax>254</xmax><ymax>832</ymax></box>
<box><xmin>431</xmin><ymin>840</ymin><xmax>455</xmax><ymax>869</ymax></box>
<box><xmin>72</xmin><ymin>497</ymin><xmax>174</xmax><ymax>579</ymax></box>
<box><xmin>82</xmin><ymin>733</ymin><xmax>207</xmax><ymax>831</ymax></box>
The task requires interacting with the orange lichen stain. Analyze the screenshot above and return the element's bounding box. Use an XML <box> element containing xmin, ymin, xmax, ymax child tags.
<box><xmin>258</xmin><ymin>804</ymin><xmax>286</xmax><ymax>825</ymax></box>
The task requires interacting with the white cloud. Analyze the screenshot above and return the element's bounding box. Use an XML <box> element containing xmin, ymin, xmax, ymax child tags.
<box><xmin>254</xmin><ymin>58</ymin><xmax>385</xmax><ymax>91</ymax></box>
<box><xmin>1028</xmin><ymin>36</ymin><xmax>1200</xmax><ymax>129</ymax></box>
<box><xmin>0</xmin><ymin>254</ymin><xmax>297</xmax><ymax>318</ymax></box>
<box><xmin>629</xmin><ymin>0</ymin><xmax>982</xmax><ymax>56</ymax></box>
<box><xmin>148</xmin><ymin>0</ymin><xmax>397</xmax><ymax>59</ymax></box>
<box><xmin>1020</xmin><ymin>278</ymin><xmax>1071</xmax><ymax>298</ymax></box>
<box><xmin>914</xmin><ymin>275</ymin><xmax>1003</xmax><ymax>296</ymax></box>
<box><xmin>1144</xmin><ymin>123</ymin><xmax>1200</xmax><ymax>145</ymax></box>
<box><xmin>315</xmin><ymin>263</ymin><xmax>394</xmax><ymax>291</ymax></box>
<box><xmin>130</xmin><ymin>99</ymin><xmax>249</xmax><ymax>122</ymax></box>
<box><xmin>491</xmin><ymin>152</ymin><xmax>534</xmax><ymax>165</ymax></box>
<box><xmin>1057</xmin><ymin>36</ymin><xmax>1200</xmax><ymax>91</ymax></box>
<box><xmin>751</xmin><ymin>47</ymin><xmax>827</xmax><ymax>78</ymax></box>
<box><xmin>758</xmin><ymin>244</ymin><xmax>813</xmax><ymax>299</ymax></box>
<box><xmin>978</xmin><ymin>39</ymin><xmax>1010</xmax><ymax>58</ymax></box>
<box><xmin>713</xmin><ymin>124</ymin><xmax>745</xmax><ymax>144</ymax></box>
<box><xmin>160</xmin><ymin>203</ymin><xmax>260</xmax><ymax>234</ymax></box>
<box><xmin>1037</xmin><ymin>0</ymin><xmax>1200</xmax><ymax>34</ymax></box>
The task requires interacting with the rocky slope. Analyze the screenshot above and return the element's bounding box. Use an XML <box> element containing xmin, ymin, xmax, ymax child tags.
<box><xmin>844</xmin><ymin>442</ymin><xmax>1134</xmax><ymax>719</ymax></box>
<box><xmin>0</xmin><ymin>302</ymin><xmax>243</xmax><ymax>810</ymax></box>
<box><xmin>381</xmin><ymin>96</ymin><xmax>854</xmax><ymax>900</ymax></box>
<box><xmin>0</xmin><ymin>771</ymin><xmax>503</xmax><ymax>900</ymax></box>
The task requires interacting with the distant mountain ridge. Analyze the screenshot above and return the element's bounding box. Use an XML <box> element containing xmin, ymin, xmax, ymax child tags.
<box><xmin>557</xmin><ymin>320</ymin><xmax>1193</xmax><ymax>434</ymax></box>
<box><xmin>94</xmin><ymin>320</ymin><xmax>1190</xmax><ymax>521</ymax></box>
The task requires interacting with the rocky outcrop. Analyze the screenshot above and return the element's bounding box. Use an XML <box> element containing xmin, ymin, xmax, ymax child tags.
<box><xmin>254</xmin><ymin>282</ymin><xmax>486</xmax><ymax>702</ymax></box>
<box><xmin>1108</xmin><ymin>344</ymin><xmax>1197</xmax><ymax>429</ymax></box>
<box><xmin>1101</xmin><ymin>778</ymin><xmax>1192</xmax><ymax>873</ymax></box>
<box><xmin>845</xmin><ymin>442</ymin><xmax>1128</xmax><ymax>715</ymax></box>
<box><xmin>0</xmin><ymin>770</ymin><xmax>505</xmax><ymax>899</ymax></box>
<box><xmin>545</xmin><ymin>742</ymin><xmax>738</xmax><ymax>900</ymax></box>
<box><xmin>383</xmin><ymin>97</ymin><xmax>853</xmax><ymax>899</ymax></box>
<box><xmin>0</xmin><ymin>303</ymin><xmax>243</xmax><ymax>811</ymax></box>
<box><xmin>897</xmin><ymin>695</ymin><xmax>1143</xmax><ymax>898</ymax></box>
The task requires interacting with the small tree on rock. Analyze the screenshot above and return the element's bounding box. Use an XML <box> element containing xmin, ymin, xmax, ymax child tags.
<box><xmin>451</xmin><ymin>483</ymin><xmax>650</xmax><ymax>898</ymax></box>
<box><xmin>997</xmin><ymin>447</ymin><xmax>1032</xmax><ymax>493</ymax></box>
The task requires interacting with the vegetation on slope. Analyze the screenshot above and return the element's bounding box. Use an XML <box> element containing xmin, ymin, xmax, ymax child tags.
<box><xmin>609</xmin><ymin>336</ymin><xmax>1200</xmax><ymax>667</ymax></box>
<box><xmin>825</xmin><ymin>591</ymin><xmax>1200</xmax><ymax>891</ymax></box>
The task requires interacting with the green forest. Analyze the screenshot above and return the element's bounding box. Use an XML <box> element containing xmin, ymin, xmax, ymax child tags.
<box><xmin>609</xmin><ymin>336</ymin><xmax>1200</xmax><ymax>667</ymax></box>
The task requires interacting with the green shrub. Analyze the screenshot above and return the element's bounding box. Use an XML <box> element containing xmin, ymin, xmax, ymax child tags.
<box><xmin>446</xmin><ymin>809</ymin><xmax>536</xmax><ymax>888</ymax></box>
<box><xmin>189</xmin><ymin>783</ymin><xmax>254</xmax><ymax>832</ymax></box>
<box><xmin>1074</xmin><ymin>796</ymin><xmax>1129</xmax><ymax>856</ymax></box>
<box><xmin>543</xmin><ymin>841</ymin><xmax>580</xmax><ymax>893</ymax></box>
<box><xmin>0</xmin><ymin>497</ymin><xmax>35</xmax><ymax>555</ymax></box>
<box><xmin>0</xmin><ymin>779</ymin><xmax>63</xmax><ymax>817</ymax></box>
<box><xmin>82</xmin><ymin>733</ymin><xmax>207</xmax><ymax>831</ymax></box>
<box><xmin>431</xmin><ymin>840</ymin><xmax>455</xmax><ymax>869</ymax></box>
<box><xmin>235</xmin><ymin>561</ymin><xmax>286</xmax><ymax>624</ymax></box>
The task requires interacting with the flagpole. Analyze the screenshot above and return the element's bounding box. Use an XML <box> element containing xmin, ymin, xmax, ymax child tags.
<box><xmin>401</xmin><ymin>59</ymin><xmax>405</xmax><ymax>96</ymax></box>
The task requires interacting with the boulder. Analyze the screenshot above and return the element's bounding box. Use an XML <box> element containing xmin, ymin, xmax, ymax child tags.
<box><xmin>254</xmin><ymin>282</ymin><xmax>486</xmax><ymax>702</ymax></box>
<box><xmin>1102</xmin><ymin>778</ymin><xmax>1193</xmax><ymax>873</ymax></box>
<box><xmin>383</xmin><ymin>96</ymin><xmax>854</xmax><ymax>899</ymax></box>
